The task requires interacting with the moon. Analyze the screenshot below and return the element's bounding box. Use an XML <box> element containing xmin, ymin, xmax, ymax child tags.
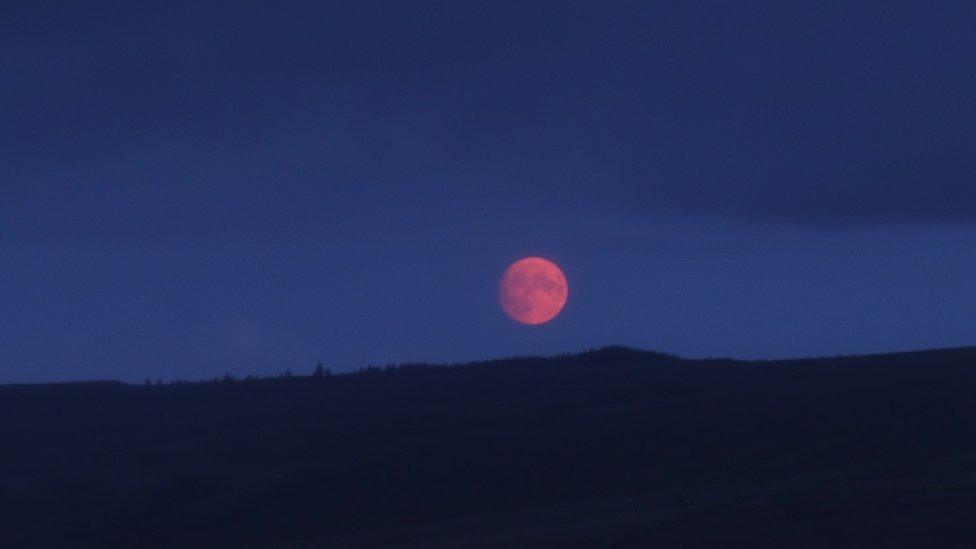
<box><xmin>499</xmin><ymin>257</ymin><xmax>569</xmax><ymax>325</ymax></box>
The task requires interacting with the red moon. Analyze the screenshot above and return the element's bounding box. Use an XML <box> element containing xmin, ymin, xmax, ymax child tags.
<box><xmin>499</xmin><ymin>257</ymin><xmax>569</xmax><ymax>325</ymax></box>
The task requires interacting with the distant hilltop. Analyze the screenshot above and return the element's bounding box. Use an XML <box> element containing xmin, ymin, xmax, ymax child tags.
<box><xmin>3</xmin><ymin>343</ymin><xmax>976</xmax><ymax>546</ymax></box>
<box><xmin>6</xmin><ymin>344</ymin><xmax>976</xmax><ymax>388</ymax></box>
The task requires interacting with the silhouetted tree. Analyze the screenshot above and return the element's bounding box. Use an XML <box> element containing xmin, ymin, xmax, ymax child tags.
<box><xmin>313</xmin><ymin>362</ymin><xmax>326</xmax><ymax>379</ymax></box>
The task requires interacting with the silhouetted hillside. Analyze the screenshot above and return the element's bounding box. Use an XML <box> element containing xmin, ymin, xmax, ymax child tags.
<box><xmin>4</xmin><ymin>346</ymin><xmax>976</xmax><ymax>548</ymax></box>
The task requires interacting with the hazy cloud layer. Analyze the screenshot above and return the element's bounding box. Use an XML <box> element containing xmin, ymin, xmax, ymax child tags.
<box><xmin>4</xmin><ymin>1</ymin><xmax>976</xmax><ymax>244</ymax></box>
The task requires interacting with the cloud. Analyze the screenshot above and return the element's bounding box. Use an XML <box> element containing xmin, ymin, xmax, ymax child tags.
<box><xmin>4</xmin><ymin>0</ymin><xmax>975</xmax><ymax>244</ymax></box>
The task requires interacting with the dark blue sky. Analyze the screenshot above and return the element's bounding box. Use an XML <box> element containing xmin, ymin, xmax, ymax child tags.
<box><xmin>3</xmin><ymin>1</ymin><xmax>975</xmax><ymax>382</ymax></box>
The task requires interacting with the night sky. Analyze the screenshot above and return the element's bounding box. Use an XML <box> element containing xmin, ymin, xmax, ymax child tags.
<box><xmin>4</xmin><ymin>2</ymin><xmax>976</xmax><ymax>383</ymax></box>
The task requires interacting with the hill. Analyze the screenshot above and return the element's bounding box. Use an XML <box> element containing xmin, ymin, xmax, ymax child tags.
<box><xmin>3</xmin><ymin>346</ymin><xmax>976</xmax><ymax>547</ymax></box>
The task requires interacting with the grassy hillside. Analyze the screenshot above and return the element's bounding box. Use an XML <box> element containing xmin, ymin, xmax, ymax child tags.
<box><xmin>3</xmin><ymin>346</ymin><xmax>976</xmax><ymax>547</ymax></box>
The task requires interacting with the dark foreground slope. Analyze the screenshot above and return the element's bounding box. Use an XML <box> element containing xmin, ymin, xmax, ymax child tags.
<box><xmin>3</xmin><ymin>347</ymin><xmax>976</xmax><ymax>548</ymax></box>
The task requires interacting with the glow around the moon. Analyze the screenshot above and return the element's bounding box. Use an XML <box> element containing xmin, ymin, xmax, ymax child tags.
<box><xmin>499</xmin><ymin>257</ymin><xmax>568</xmax><ymax>325</ymax></box>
